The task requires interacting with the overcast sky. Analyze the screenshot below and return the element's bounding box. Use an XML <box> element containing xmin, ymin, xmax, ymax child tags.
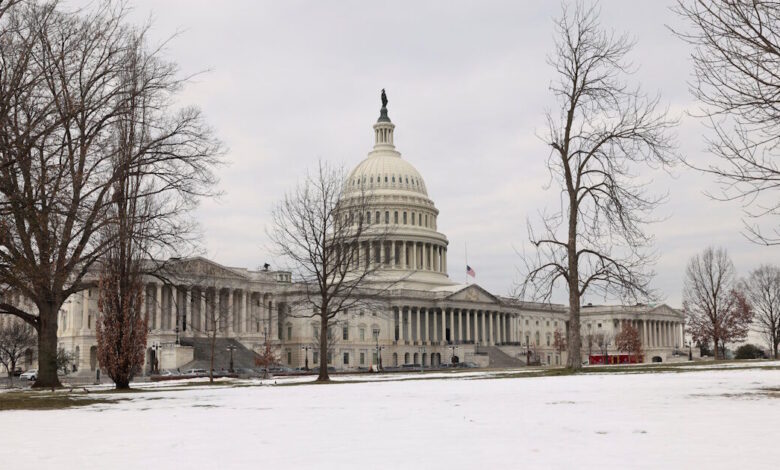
<box><xmin>73</xmin><ymin>1</ymin><xmax>774</xmax><ymax>306</ymax></box>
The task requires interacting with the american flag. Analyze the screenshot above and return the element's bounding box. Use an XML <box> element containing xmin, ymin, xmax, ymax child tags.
<box><xmin>466</xmin><ymin>265</ymin><xmax>476</xmax><ymax>278</ymax></box>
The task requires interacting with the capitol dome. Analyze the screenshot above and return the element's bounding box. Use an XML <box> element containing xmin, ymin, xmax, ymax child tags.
<box><xmin>340</xmin><ymin>93</ymin><xmax>453</xmax><ymax>287</ymax></box>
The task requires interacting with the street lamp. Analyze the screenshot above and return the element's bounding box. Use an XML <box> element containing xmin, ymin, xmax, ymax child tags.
<box><xmin>301</xmin><ymin>345</ymin><xmax>311</xmax><ymax>371</ymax></box>
<box><xmin>174</xmin><ymin>325</ymin><xmax>180</xmax><ymax>345</ymax></box>
<box><xmin>448</xmin><ymin>345</ymin><xmax>458</xmax><ymax>366</ymax></box>
<box><xmin>226</xmin><ymin>344</ymin><xmax>237</xmax><ymax>372</ymax></box>
<box><xmin>374</xmin><ymin>328</ymin><xmax>384</xmax><ymax>372</ymax></box>
<box><xmin>419</xmin><ymin>346</ymin><xmax>426</xmax><ymax>373</ymax></box>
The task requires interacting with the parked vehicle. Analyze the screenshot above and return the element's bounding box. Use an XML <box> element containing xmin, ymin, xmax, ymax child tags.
<box><xmin>12</xmin><ymin>367</ymin><xmax>22</xmax><ymax>377</ymax></box>
<box><xmin>185</xmin><ymin>368</ymin><xmax>207</xmax><ymax>376</ymax></box>
<box><xmin>20</xmin><ymin>369</ymin><xmax>37</xmax><ymax>381</ymax></box>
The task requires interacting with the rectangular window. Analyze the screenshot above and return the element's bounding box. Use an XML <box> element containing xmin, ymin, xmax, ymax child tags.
<box><xmin>287</xmin><ymin>350</ymin><xmax>292</xmax><ymax>364</ymax></box>
<box><xmin>373</xmin><ymin>352</ymin><xmax>378</xmax><ymax>364</ymax></box>
<box><xmin>314</xmin><ymin>326</ymin><xmax>319</xmax><ymax>339</ymax></box>
<box><xmin>385</xmin><ymin>211</ymin><xmax>389</xmax><ymax>224</ymax></box>
<box><xmin>375</xmin><ymin>211</ymin><xmax>380</xmax><ymax>223</ymax></box>
<box><xmin>394</xmin><ymin>211</ymin><xmax>398</xmax><ymax>224</ymax></box>
<box><xmin>403</xmin><ymin>212</ymin><xmax>407</xmax><ymax>224</ymax></box>
<box><xmin>313</xmin><ymin>351</ymin><xmax>319</xmax><ymax>364</ymax></box>
<box><xmin>373</xmin><ymin>328</ymin><xmax>380</xmax><ymax>340</ymax></box>
<box><xmin>343</xmin><ymin>325</ymin><xmax>349</xmax><ymax>340</ymax></box>
<box><xmin>327</xmin><ymin>352</ymin><xmax>332</xmax><ymax>364</ymax></box>
<box><xmin>360</xmin><ymin>352</ymin><xmax>365</xmax><ymax>365</ymax></box>
<box><xmin>287</xmin><ymin>326</ymin><xmax>292</xmax><ymax>340</ymax></box>
<box><xmin>366</xmin><ymin>211</ymin><xmax>371</xmax><ymax>224</ymax></box>
<box><xmin>546</xmin><ymin>334</ymin><xmax>551</xmax><ymax>346</ymax></box>
<box><xmin>343</xmin><ymin>352</ymin><xmax>349</xmax><ymax>365</ymax></box>
<box><xmin>360</xmin><ymin>328</ymin><xmax>365</xmax><ymax>341</ymax></box>
<box><xmin>425</xmin><ymin>214</ymin><xmax>428</xmax><ymax>226</ymax></box>
<box><xmin>411</xmin><ymin>213</ymin><xmax>415</xmax><ymax>225</ymax></box>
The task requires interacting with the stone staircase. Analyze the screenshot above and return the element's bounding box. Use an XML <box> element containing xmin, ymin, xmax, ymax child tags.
<box><xmin>481</xmin><ymin>346</ymin><xmax>527</xmax><ymax>368</ymax></box>
<box><xmin>179</xmin><ymin>337</ymin><xmax>258</xmax><ymax>371</ymax></box>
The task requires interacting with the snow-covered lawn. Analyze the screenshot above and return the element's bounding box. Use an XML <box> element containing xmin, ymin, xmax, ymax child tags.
<box><xmin>1</xmin><ymin>364</ymin><xmax>778</xmax><ymax>469</ymax></box>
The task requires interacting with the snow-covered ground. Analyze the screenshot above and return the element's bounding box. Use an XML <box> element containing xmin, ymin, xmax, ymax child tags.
<box><xmin>1</xmin><ymin>364</ymin><xmax>778</xmax><ymax>469</ymax></box>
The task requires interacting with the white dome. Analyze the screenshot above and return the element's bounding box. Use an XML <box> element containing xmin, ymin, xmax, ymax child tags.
<box><xmin>346</xmin><ymin>154</ymin><xmax>428</xmax><ymax>196</ymax></box>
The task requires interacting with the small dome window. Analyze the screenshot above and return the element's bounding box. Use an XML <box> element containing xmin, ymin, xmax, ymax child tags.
<box><xmin>384</xmin><ymin>176</ymin><xmax>388</xmax><ymax>183</ymax></box>
<box><xmin>405</xmin><ymin>177</ymin><xmax>409</xmax><ymax>184</ymax></box>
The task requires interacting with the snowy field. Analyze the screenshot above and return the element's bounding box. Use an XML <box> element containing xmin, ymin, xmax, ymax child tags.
<box><xmin>1</xmin><ymin>364</ymin><xmax>779</xmax><ymax>469</ymax></box>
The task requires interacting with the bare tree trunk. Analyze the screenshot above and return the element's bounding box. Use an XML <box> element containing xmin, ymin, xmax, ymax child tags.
<box><xmin>33</xmin><ymin>301</ymin><xmax>61</xmax><ymax>388</ymax></box>
<box><xmin>318</xmin><ymin>302</ymin><xmax>329</xmax><ymax>382</ymax></box>
<box><xmin>567</xmin><ymin>218</ymin><xmax>581</xmax><ymax>368</ymax></box>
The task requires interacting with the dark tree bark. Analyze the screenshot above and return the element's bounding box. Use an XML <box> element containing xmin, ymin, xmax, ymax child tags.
<box><xmin>520</xmin><ymin>2</ymin><xmax>678</xmax><ymax>370</ymax></box>
<box><xmin>673</xmin><ymin>1</ymin><xmax>780</xmax><ymax>245</ymax></box>
<box><xmin>683</xmin><ymin>247</ymin><xmax>753</xmax><ymax>359</ymax></box>
<box><xmin>0</xmin><ymin>2</ymin><xmax>221</xmax><ymax>387</ymax></box>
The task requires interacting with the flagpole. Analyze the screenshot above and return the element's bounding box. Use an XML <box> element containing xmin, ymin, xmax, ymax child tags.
<box><xmin>465</xmin><ymin>242</ymin><xmax>468</xmax><ymax>284</ymax></box>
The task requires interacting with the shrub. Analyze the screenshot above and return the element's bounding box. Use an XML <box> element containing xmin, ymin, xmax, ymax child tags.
<box><xmin>735</xmin><ymin>344</ymin><xmax>765</xmax><ymax>360</ymax></box>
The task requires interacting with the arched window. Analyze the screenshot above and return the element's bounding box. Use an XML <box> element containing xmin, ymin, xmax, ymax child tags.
<box><xmin>404</xmin><ymin>352</ymin><xmax>410</xmax><ymax>364</ymax></box>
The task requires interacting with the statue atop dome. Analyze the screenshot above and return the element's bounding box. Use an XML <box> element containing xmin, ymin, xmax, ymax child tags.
<box><xmin>378</xmin><ymin>89</ymin><xmax>391</xmax><ymax>123</ymax></box>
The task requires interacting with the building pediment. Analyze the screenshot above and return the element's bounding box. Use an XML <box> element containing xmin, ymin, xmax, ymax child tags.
<box><xmin>648</xmin><ymin>304</ymin><xmax>683</xmax><ymax>319</ymax></box>
<box><xmin>443</xmin><ymin>284</ymin><xmax>500</xmax><ymax>304</ymax></box>
<box><xmin>166</xmin><ymin>257</ymin><xmax>249</xmax><ymax>281</ymax></box>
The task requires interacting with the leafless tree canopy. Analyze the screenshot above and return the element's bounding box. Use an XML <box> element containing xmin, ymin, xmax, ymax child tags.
<box><xmin>268</xmin><ymin>160</ymin><xmax>394</xmax><ymax>381</ymax></box>
<box><xmin>520</xmin><ymin>3</ymin><xmax>677</xmax><ymax>369</ymax></box>
<box><xmin>0</xmin><ymin>1</ymin><xmax>222</xmax><ymax>387</ymax></box>
<box><xmin>0</xmin><ymin>318</ymin><xmax>35</xmax><ymax>385</ymax></box>
<box><xmin>741</xmin><ymin>264</ymin><xmax>780</xmax><ymax>358</ymax></box>
<box><xmin>674</xmin><ymin>1</ymin><xmax>780</xmax><ymax>245</ymax></box>
<box><xmin>683</xmin><ymin>247</ymin><xmax>753</xmax><ymax>359</ymax></box>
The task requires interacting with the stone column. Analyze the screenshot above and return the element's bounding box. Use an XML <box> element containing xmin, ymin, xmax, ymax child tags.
<box><xmin>185</xmin><ymin>288</ymin><xmax>192</xmax><ymax>333</ymax></box>
<box><xmin>480</xmin><ymin>311</ymin><xmax>486</xmax><ymax>345</ymax></box>
<box><xmin>465</xmin><ymin>310</ymin><xmax>471</xmax><ymax>342</ymax></box>
<box><xmin>199</xmin><ymin>288</ymin><xmax>206</xmax><ymax>335</ymax></box>
<box><xmin>443</xmin><ymin>248</ymin><xmax>447</xmax><ymax>274</ymax></box>
<box><xmin>424</xmin><ymin>308</ymin><xmax>430</xmax><ymax>343</ymax></box>
<box><xmin>440</xmin><ymin>309</ymin><xmax>446</xmax><ymax>343</ymax></box>
<box><xmin>411</xmin><ymin>243</ymin><xmax>417</xmax><ymax>270</ymax></box>
<box><xmin>81</xmin><ymin>289</ymin><xmax>89</xmax><ymax>332</ymax></box>
<box><xmin>449</xmin><ymin>308</ymin><xmax>454</xmax><ymax>343</ymax></box>
<box><xmin>155</xmin><ymin>283</ymin><xmax>162</xmax><ymax>332</ymax></box>
<box><xmin>401</xmin><ymin>241</ymin><xmax>407</xmax><ymax>268</ymax></box>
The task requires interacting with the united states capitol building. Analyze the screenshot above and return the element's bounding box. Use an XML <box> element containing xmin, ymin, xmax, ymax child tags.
<box><xmin>53</xmin><ymin>98</ymin><xmax>686</xmax><ymax>375</ymax></box>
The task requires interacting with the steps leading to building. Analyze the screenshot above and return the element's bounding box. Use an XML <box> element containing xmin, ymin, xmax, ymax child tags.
<box><xmin>480</xmin><ymin>346</ymin><xmax>526</xmax><ymax>368</ymax></box>
<box><xmin>179</xmin><ymin>337</ymin><xmax>258</xmax><ymax>371</ymax></box>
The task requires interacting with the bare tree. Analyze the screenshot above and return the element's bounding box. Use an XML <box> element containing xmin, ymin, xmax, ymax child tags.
<box><xmin>269</xmin><ymin>160</ymin><xmax>394</xmax><ymax>382</ymax></box>
<box><xmin>0</xmin><ymin>2</ymin><xmax>221</xmax><ymax>387</ymax></box>
<box><xmin>741</xmin><ymin>265</ymin><xmax>780</xmax><ymax>358</ymax></box>
<box><xmin>615</xmin><ymin>321</ymin><xmax>642</xmax><ymax>363</ymax></box>
<box><xmin>0</xmin><ymin>318</ymin><xmax>35</xmax><ymax>386</ymax></box>
<box><xmin>520</xmin><ymin>3</ymin><xmax>678</xmax><ymax>370</ymax></box>
<box><xmin>593</xmin><ymin>331</ymin><xmax>613</xmax><ymax>364</ymax></box>
<box><xmin>673</xmin><ymin>1</ymin><xmax>780</xmax><ymax>245</ymax></box>
<box><xmin>683</xmin><ymin>247</ymin><xmax>753</xmax><ymax>359</ymax></box>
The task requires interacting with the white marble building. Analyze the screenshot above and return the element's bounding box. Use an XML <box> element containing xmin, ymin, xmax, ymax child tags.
<box><xmin>52</xmin><ymin>99</ymin><xmax>686</xmax><ymax>375</ymax></box>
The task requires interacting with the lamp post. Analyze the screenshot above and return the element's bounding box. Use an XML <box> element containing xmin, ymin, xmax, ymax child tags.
<box><xmin>174</xmin><ymin>325</ymin><xmax>180</xmax><ymax>345</ymax></box>
<box><xmin>374</xmin><ymin>328</ymin><xmax>384</xmax><ymax>372</ymax></box>
<box><xmin>448</xmin><ymin>345</ymin><xmax>458</xmax><ymax>366</ymax></box>
<box><xmin>688</xmin><ymin>341</ymin><xmax>693</xmax><ymax>361</ymax></box>
<box><xmin>226</xmin><ymin>344</ymin><xmax>237</xmax><ymax>372</ymax></box>
<box><xmin>525</xmin><ymin>342</ymin><xmax>531</xmax><ymax>367</ymax></box>
<box><xmin>301</xmin><ymin>345</ymin><xmax>311</xmax><ymax>371</ymax></box>
<box><xmin>419</xmin><ymin>346</ymin><xmax>426</xmax><ymax>373</ymax></box>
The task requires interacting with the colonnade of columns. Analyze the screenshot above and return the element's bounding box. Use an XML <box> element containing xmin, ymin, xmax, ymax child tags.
<box><xmin>135</xmin><ymin>283</ymin><xmax>275</xmax><ymax>337</ymax></box>
<box><xmin>393</xmin><ymin>307</ymin><xmax>515</xmax><ymax>346</ymax></box>
<box><xmin>338</xmin><ymin>240</ymin><xmax>448</xmax><ymax>273</ymax></box>
<box><xmin>621</xmin><ymin>319</ymin><xmax>685</xmax><ymax>349</ymax></box>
